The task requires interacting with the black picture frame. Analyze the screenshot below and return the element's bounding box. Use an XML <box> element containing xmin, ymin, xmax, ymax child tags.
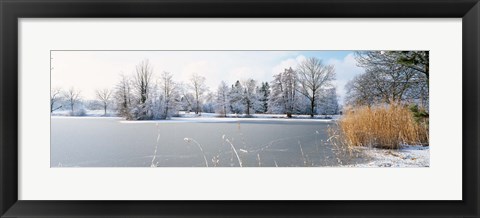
<box><xmin>1</xmin><ymin>0</ymin><xmax>479</xmax><ymax>217</ymax></box>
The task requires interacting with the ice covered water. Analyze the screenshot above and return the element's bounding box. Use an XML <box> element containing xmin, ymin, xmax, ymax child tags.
<box><xmin>51</xmin><ymin>117</ymin><xmax>367</xmax><ymax>167</ymax></box>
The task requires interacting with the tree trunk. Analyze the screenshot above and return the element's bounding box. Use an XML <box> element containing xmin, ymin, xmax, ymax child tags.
<box><xmin>104</xmin><ymin>103</ymin><xmax>107</xmax><ymax>116</ymax></box>
<box><xmin>196</xmin><ymin>99</ymin><xmax>200</xmax><ymax>115</ymax></box>
<box><xmin>287</xmin><ymin>113</ymin><xmax>292</xmax><ymax>118</ymax></box>
<box><xmin>310</xmin><ymin>98</ymin><xmax>315</xmax><ymax>118</ymax></box>
<box><xmin>195</xmin><ymin>90</ymin><xmax>199</xmax><ymax>115</ymax></box>
<box><xmin>165</xmin><ymin>101</ymin><xmax>169</xmax><ymax>119</ymax></box>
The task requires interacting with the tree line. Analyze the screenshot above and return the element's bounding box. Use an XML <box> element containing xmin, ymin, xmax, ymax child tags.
<box><xmin>51</xmin><ymin>57</ymin><xmax>340</xmax><ymax>119</ymax></box>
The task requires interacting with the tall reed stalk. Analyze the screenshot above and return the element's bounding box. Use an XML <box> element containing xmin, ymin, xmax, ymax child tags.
<box><xmin>184</xmin><ymin>137</ymin><xmax>209</xmax><ymax>167</ymax></box>
<box><xmin>223</xmin><ymin>135</ymin><xmax>243</xmax><ymax>167</ymax></box>
<box><xmin>151</xmin><ymin>123</ymin><xmax>160</xmax><ymax>167</ymax></box>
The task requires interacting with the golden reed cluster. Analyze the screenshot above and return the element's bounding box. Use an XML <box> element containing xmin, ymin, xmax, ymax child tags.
<box><xmin>334</xmin><ymin>104</ymin><xmax>428</xmax><ymax>149</ymax></box>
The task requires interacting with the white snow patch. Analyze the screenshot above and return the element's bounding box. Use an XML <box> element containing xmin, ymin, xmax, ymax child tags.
<box><xmin>346</xmin><ymin>145</ymin><xmax>430</xmax><ymax>168</ymax></box>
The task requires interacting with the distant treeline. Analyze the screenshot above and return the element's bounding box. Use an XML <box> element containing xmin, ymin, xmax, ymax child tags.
<box><xmin>51</xmin><ymin>51</ymin><xmax>429</xmax><ymax>120</ymax></box>
<box><xmin>51</xmin><ymin>57</ymin><xmax>340</xmax><ymax>119</ymax></box>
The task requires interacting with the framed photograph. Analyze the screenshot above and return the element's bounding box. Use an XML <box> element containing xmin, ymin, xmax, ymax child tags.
<box><xmin>1</xmin><ymin>0</ymin><xmax>478</xmax><ymax>217</ymax></box>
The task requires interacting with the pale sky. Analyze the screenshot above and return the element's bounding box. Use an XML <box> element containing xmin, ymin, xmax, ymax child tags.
<box><xmin>51</xmin><ymin>51</ymin><xmax>364</xmax><ymax>104</ymax></box>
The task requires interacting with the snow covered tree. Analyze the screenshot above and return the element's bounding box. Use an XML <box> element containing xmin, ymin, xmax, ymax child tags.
<box><xmin>317</xmin><ymin>87</ymin><xmax>339</xmax><ymax>116</ymax></box>
<box><xmin>242</xmin><ymin>78</ymin><xmax>258</xmax><ymax>116</ymax></box>
<box><xmin>189</xmin><ymin>73</ymin><xmax>208</xmax><ymax>115</ymax></box>
<box><xmin>295</xmin><ymin>95</ymin><xmax>312</xmax><ymax>115</ymax></box>
<box><xmin>281</xmin><ymin>68</ymin><xmax>298</xmax><ymax>117</ymax></box>
<box><xmin>177</xmin><ymin>82</ymin><xmax>194</xmax><ymax>112</ymax></box>
<box><xmin>216</xmin><ymin>81</ymin><xmax>230</xmax><ymax>117</ymax></box>
<box><xmin>202</xmin><ymin>92</ymin><xmax>216</xmax><ymax>113</ymax></box>
<box><xmin>95</xmin><ymin>88</ymin><xmax>112</xmax><ymax>116</ymax></box>
<box><xmin>268</xmin><ymin>73</ymin><xmax>285</xmax><ymax>114</ymax></box>
<box><xmin>255</xmin><ymin>82</ymin><xmax>270</xmax><ymax>113</ymax></box>
<box><xmin>229</xmin><ymin>80</ymin><xmax>244</xmax><ymax>114</ymax></box>
<box><xmin>50</xmin><ymin>87</ymin><xmax>63</xmax><ymax>113</ymax></box>
<box><xmin>132</xmin><ymin>60</ymin><xmax>154</xmax><ymax>120</ymax></box>
<box><xmin>115</xmin><ymin>74</ymin><xmax>133</xmax><ymax>119</ymax></box>
<box><xmin>155</xmin><ymin>71</ymin><xmax>179</xmax><ymax>119</ymax></box>
<box><xmin>296</xmin><ymin>57</ymin><xmax>336</xmax><ymax>117</ymax></box>
<box><xmin>63</xmin><ymin>87</ymin><xmax>81</xmax><ymax>115</ymax></box>
<box><xmin>268</xmin><ymin>68</ymin><xmax>298</xmax><ymax>117</ymax></box>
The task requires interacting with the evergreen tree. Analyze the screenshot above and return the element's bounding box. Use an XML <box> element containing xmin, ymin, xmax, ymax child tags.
<box><xmin>229</xmin><ymin>81</ymin><xmax>244</xmax><ymax>114</ymax></box>
<box><xmin>242</xmin><ymin>78</ymin><xmax>258</xmax><ymax>116</ymax></box>
<box><xmin>255</xmin><ymin>82</ymin><xmax>270</xmax><ymax>113</ymax></box>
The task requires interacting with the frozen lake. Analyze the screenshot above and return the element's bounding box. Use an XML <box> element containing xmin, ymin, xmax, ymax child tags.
<box><xmin>51</xmin><ymin>117</ymin><xmax>367</xmax><ymax>167</ymax></box>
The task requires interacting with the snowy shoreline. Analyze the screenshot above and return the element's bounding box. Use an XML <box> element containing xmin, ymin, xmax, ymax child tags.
<box><xmin>51</xmin><ymin>111</ymin><xmax>339</xmax><ymax>123</ymax></box>
<box><xmin>346</xmin><ymin>145</ymin><xmax>430</xmax><ymax>167</ymax></box>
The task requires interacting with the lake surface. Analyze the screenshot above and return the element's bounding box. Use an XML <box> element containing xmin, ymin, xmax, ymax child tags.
<box><xmin>51</xmin><ymin>117</ymin><xmax>368</xmax><ymax>167</ymax></box>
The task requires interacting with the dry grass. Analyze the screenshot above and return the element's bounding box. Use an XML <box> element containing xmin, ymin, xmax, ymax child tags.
<box><xmin>333</xmin><ymin>104</ymin><xmax>428</xmax><ymax>149</ymax></box>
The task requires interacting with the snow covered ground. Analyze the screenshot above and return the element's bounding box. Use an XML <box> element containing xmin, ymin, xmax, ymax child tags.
<box><xmin>345</xmin><ymin>145</ymin><xmax>430</xmax><ymax>167</ymax></box>
<box><xmin>175</xmin><ymin>112</ymin><xmax>340</xmax><ymax>120</ymax></box>
<box><xmin>119</xmin><ymin>115</ymin><xmax>336</xmax><ymax>124</ymax></box>
<box><xmin>52</xmin><ymin>110</ymin><xmax>339</xmax><ymax>119</ymax></box>
<box><xmin>52</xmin><ymin>110</ymin><xmax>339</xmax><ymax>123</ymax></box>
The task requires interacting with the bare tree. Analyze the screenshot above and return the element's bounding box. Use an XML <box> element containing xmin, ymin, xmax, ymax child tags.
<box><xmin>133</xmin><ymin>60</ymin><xmax>154</xmax><ymax>119</ymax></box>
<box><xmin>345</xmin><ymin>73</ymin><xmax>378</xmax><ymax>107</ymax></box>
<box><xmin>96</xmin><ymin>88</ymin><xmax>112</xmax><ymax>116</ymax></box>
<box><xmin>356</xmin><ymin>51</ymin><xmax>429</xmax><ymax>81</ymax></box>
<box><xmin>296</xmin><ymin>57</ymin><xmax>336</xmax><ymax>117</ymax></box>
<box><xmin>50</xmin><ymin>87</ymin><xmax>63</xmax><ymax>113</ymax></box>
<box><xmin>351</xmin><ymin>51</ymin><xmax>428</xmax><ymax>107</ymax></box>
<box><xmin>396</xmin><ymin>51</ymin><xmax>429</xmax><ymax>85</ymax></box>
<box><xmin>64</xmin><ymin>87</ymin><xmax>81</xmax><ymax>115</ymax></box>
<box><xmin>189</xmin><ymin>73</ymin><xmax>207</xmax><ymax>115</ymax></box>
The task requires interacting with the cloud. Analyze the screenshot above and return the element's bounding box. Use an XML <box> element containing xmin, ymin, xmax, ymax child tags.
<box><xmin>51</xmin><ymin>51</ymin><xmax>363</xmax><ymax>103</ymax></box>
<box><xmin>326</xmin><ymin>53</ymin><xmax>364</xmax><ymax>104</ymax></box>
<box><xmin>229</xmin><ymin>67</ymin><xmax>254</xmax><ymax>83</ymax></box>
<box><xmin>271</xmin><ymin>55</ymin><xmax>306</xmax><ymax>74</ymax></box>
<box><xmin>179</xmin><ymin>61</ymin><xmax>219</xmax><ymax>89</ymax></box>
